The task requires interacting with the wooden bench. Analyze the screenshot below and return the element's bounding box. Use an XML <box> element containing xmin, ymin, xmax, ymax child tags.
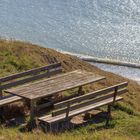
<box><xmin>38</xmin><ymin>82</ymin><xmax>128</xmax><ymax>128</ymax></box>
<box><xmin>0</xmin><ymin>62</ymin><xmax>62</xmax><ymax>107</ymax></box>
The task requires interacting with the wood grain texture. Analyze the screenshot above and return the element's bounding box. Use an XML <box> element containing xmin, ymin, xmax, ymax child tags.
<box><xmin>38</xmin><ymin>96</ymin><xmax>123</xmax><ymax>123</ymax></box>
<box><xmin>1</xmin><ymin>69</ymin><xmax>62</xmax><ymax>90</ymax></box>
<box><xmin>52</xmin><ymin>88</ymin><xmax>127</xmax><ymax>116</ymax></box>
<box><xmin>5</xmin><ymin>70</ymin><xmax>105</xmax><ymax>100</ymax></box>
<box><xmin>0</xmin><ymin>63</ymin><xmax>62</xmax><ymax>107</ymax></box>
<box><xmin>0</xmin><ymin>63</ymin><xmax>61</xmax><ymax>83</ymax></box>
<box><xmin>0</xmin><ymin>96</ymin><xmax>21</xmax><ymax>107</ymax></box>
<box><xmin>54</xmin><ymin>82</ymin><xmax>128</xmax><ymax>109</ymax></box>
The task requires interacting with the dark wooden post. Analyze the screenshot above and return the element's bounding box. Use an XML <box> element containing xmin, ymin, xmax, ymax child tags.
<box><xmin>106</xmin><ymin>105</ymin><xmax>111</xmax><ymax>126</ymax></box>
<box><xmin>30</xmin><ymin>100</ymin><xmax>36</xmax><ymax>121</ymax></box>
<box><xmin>28</xmin><ymin>99</ymin><xmax>37</xmax><ymax>130</ymax></box>
<box><xmin>113</xmin><ymin>87</ymin><xmax>118</xmax><ymax>103</ymax></box>
<box><xmin>65</xmin><ymin>102</ymin><xmax>70</xmax><ymax>120</ymax></box>
<box><xmin>47</xmin><ymin>70</ymin><xmax>50</xmax><ymax>78</ymax></box>
<box><xmin>78</xmin><ymin>86</ymin><xmax>83</xmax><ymax>95</ymax></box>
<box><xmin>26</xmin><ymin>99</ymin><xmax>37</xmax><ymax>130</ymax></box>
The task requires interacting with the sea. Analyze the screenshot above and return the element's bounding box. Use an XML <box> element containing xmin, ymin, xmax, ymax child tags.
<box><xmin>0</xmin><ymin>0</ymin><xmax>140</xmax><ymax>83</ymax></box>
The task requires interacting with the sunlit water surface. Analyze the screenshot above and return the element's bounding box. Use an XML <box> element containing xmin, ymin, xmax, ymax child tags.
<box><xmin>0</xmin><ymin>0</ymin><xmax>140</xmax><ymax>81</ymax></box>
<box><xmin>92</xmin><ymin>63</ymin><xmax>140</xmax><ymax>84</ymax></box>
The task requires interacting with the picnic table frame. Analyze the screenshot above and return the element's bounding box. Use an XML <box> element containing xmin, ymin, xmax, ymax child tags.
<box><xmin>5</xmin><ymin>70</ymin><xmax>105</xmax><ymax>121</ymax></box>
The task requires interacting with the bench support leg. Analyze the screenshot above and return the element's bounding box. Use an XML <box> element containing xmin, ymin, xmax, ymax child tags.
<box><xmin>0</xmin><ymin>90</ymin><xmax>3</xmax><ymax>98</ymax></box>
<box><xmin>78</xmin><ymin>86</ymin><xmax>83</xmax><ymax>95</ymax></box>
<box><xmin>106</xmin><ymin>105</ymin><xmax>111</xmax><ymax>126</ymax></box>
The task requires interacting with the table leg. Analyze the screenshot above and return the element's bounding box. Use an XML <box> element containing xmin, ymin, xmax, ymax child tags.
<box><xmin>30</xmin><ymin>100</ymin><xmax>36</xmax><ymax>121</ymax></box>
<box><xmin>30</xmin><ymin>101</ymin><xmax>34</xmax><ymax>121</ymax></box>
<box><xmin>28</xmin><ymin>99</ymin><xmax>37</xmax><ymax>130</ymax></box>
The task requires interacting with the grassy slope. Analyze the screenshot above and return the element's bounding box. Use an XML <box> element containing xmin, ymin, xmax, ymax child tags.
<box><xmin>0</xmin><ymin>39</ymin><xmax>140</xmax><ymax>140</ymax></box>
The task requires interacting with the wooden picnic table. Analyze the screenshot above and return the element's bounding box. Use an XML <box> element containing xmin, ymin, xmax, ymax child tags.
<box><xmin>5</xmin><ymin>70</ymin><xmax>105</xmax><ymax>121</ymax></box>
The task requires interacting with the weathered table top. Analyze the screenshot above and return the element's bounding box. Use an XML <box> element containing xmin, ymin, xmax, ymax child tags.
<box><xmin>5</xmin><ymin>70</ymin><xmax>105</xmax><ymax>100</ymax></box>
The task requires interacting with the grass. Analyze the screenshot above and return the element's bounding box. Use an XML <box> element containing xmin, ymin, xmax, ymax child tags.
<box><xmin>0</xmin><ymin>39</ymin><xmax>140</xmax><ymax>140</ymax></box>
<box><xmin>0</xmin><ymin>110</ymin><xmax>140</xmax><ymax>140</ymax></box>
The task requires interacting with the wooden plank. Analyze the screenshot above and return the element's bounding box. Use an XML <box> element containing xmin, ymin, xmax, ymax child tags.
<box><xmin>5</xmin><ymin>70</ymin><xmax>83</xmax><ymax>93</ymax></box>
<box><xmin>115</xmin><ymin>82</ymin><xmax>128</xmax><ymax>90</ymax></box>
<box><xmin>36</xmin><ymin>102</ymin><xmax>53</xmax><ymax>111</ymax></box>
<box><xmin>0</xmin><ymin>96</ymin><xmax>21</xmax><ymax>107</ymax></box>
<box><xmin>0</xmin><ymin>94</ymin><xmax>14</xmax><ymax>99</ymax></box>
<box><xmin>18</xmin><ymin>76</ymin><xmax>105</xmax><ymax>100</ymax></box>
<box><xmin>54</xmin><ymin>82</ymin><xmax>128</xmax><ymax>109</ymax></box>
<box><xmin>54</xmin><ymin>87</ymin><xmax>114</xmax><ymax>109</ymax></box>
<box><xmin>0</xmin><ymin>63</ymin><xmax>61</xmax><ymax>83</ymax></box>
<box><xmin>5</xmin><ymin>71</ymin><xmax>105</xmax><ymax>100</ymax></box>
<box><xmin>38</xmin><ymin>96</ymin><xmax>123</xmax><ymax>123</ymax></box>
<box><xmin>1</xmin><ymin>69</ymin><xmax>62</xmax><ymax>90</ymax></box>
<box><xmin>52</xmin><ymin>89</ymin><xmax>127</xmax><ymax>116</ymax></box>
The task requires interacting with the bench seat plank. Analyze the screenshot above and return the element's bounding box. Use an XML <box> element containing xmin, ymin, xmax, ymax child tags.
<box><xmin>54</xmin><ymin>82</ymin><xmax>128</xmax><ymax>110</ymax></box>
<box><xmin>52</xmin><ymin>88</ymin><xmax>127</xmax><ymax>117</ymax></box>
<box><xmin>0</xmin><ymin>96</ymin><xmax>22</xmax><ymax>107</ymax></box>
<box><xmin>38</xmin><ymin>96</ymin><xmax>123</xmax><ymax>124</ymax></box>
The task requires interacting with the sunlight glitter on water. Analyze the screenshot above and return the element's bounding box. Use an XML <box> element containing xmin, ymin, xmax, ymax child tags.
<box><xmin>92</xmin><ymin>62</ymin><xmax>140</xmax><ymax>84</ymax></box>
<box><xmin>0</xmin><ymin>0</ymin><xmax>140</xmax><ymax>64</ymax></box>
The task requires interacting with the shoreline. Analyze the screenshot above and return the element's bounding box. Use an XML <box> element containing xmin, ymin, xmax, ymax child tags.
<box><xmin>82</xmin><ymin>57</ymin><xmax>140</xmax><ymax>69</ymax></box>
<box><xmin>61</xmin><ymin>50</ymin><xmax>140</xmax><ymax>69</ymax></box>
<box><xmin>2</xmin><ymin>38</ymin><xmax>140</xmax><ymax>69</ymax></box>
<box><xmin>91</xmin><ymin>62</ymin><xmax>140</xmax><ymax>85</ymax></box>
<box><xmin>61</xmin><ymin>51</ymin><xmax>140</xmax><ymax>84</ymax></box>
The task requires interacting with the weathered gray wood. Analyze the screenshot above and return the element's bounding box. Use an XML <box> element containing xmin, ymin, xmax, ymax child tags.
<box><xmin>0</xmin><ymin>96</ymin><xmax>21</xmax><ymax>107</ymax></box>
<box><xmin>37</xmin><ymin>101</ymin><xmax>53</xmax><ymax>111</ymax></box>
<box><xmin>52</xmin><ymin>88</ymin><xmax>127</xmax><ymax>116</ymax></box>
<box><xmin>0</xmin><ymin>63</ymin><xmax>62</xmax><ymax>108</ymax></box>
<box><xmin>0</xmin><ymin>63</ymin><xmax>61</xmax><ymax>83</ymax></box>
<box><xmin>116</xmin><ymin>82</ymin><xmax>128</xmax><ymax>90</ymax></box>
<box><xmin>1</xmin><ymin>69</ymin><xmax>62</xmax><ymax>90</ymax></box>
<box><xmin>65</xmin><ymin>103</ymin><xmax>70</xmax><ymax>120</ymax></box>
<box><xmin>38</xmin><ymin>82</ymin><xmax>128</xmax><ymax>124</ymax></box>
<box><xmin>30</xmin><ymin>100</ymin><xmax>36</xmax><ymax>121</ymax></box>
<box><xmin>54</xmin><ymin>82</ymin><xmax>128</xmax><ymax>110</ymax></box>
<box><xmin>5</xmin><ymin>70</ymin><xmax>105</xmax><ymax>100</ymax></box>
<box><xmin>0</xmin><ymin>63</ymin><xmax>62</xmax><ymax>121</ymax></box>
<box><xmin>0</xmin><ymin>94</ymin><xmax>13</xmax><ymax>99</ymax></box>
<box><xmin>38</xmin><ymin>96</ymin><xmax>123</xmax><ymax>124</ymax></box>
